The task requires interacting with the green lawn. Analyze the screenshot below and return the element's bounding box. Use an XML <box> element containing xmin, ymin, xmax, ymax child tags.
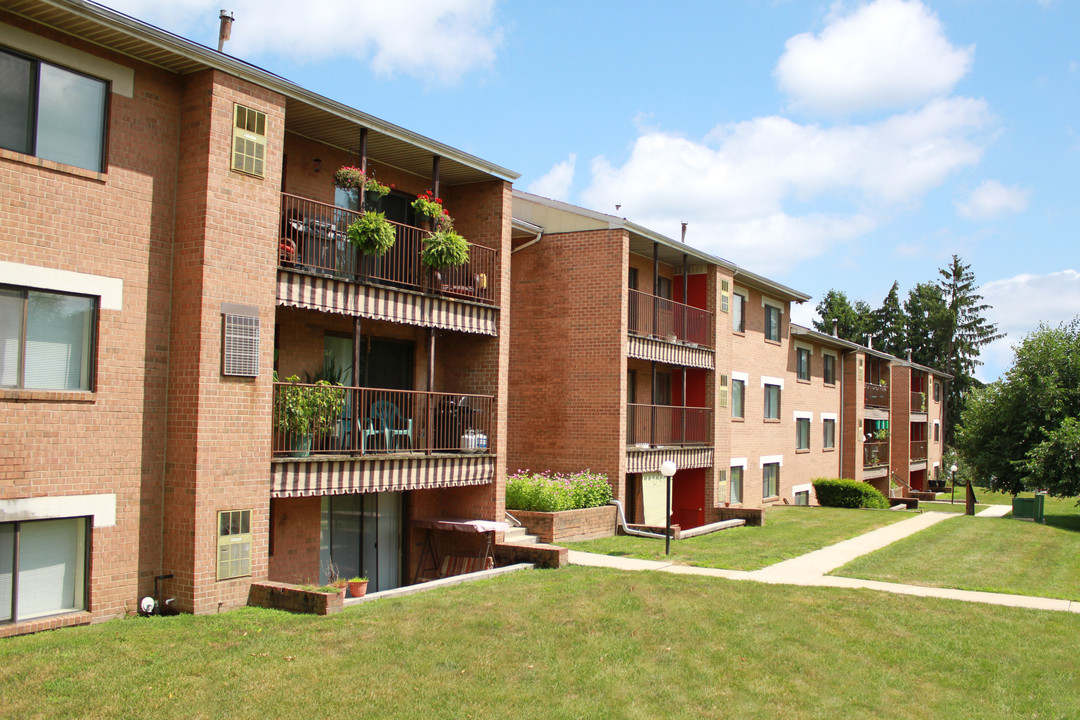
<box><xmin>918</xmin><ymin>501</ymin><xmax>990</xmax><ymax>514</ymax></box>
<box><xmin>935</xmin><ymin>488</ymin><xmax>1023</xmax><ymax>505</ymax></box>
<box><xmin>833</xmin><ymin>496</ymin><xmax>1080</xmax><ymax>599</ymax></box>
<box><xmin>565</xmin><ymin>506</ymin><xmax>908</xmax><ymax>570</ymax></box>
<box><xmin>3</xmin><ymin>568</ymin><xmax>1080</xmax><ymax>719</ymax></box>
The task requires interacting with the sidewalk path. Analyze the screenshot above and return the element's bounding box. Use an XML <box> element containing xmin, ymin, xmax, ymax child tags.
<box><xmin>976</xmin><ymin>504</ymin><xmax>1013</xmax><ymax>517</ymax></box>
<box><xmin>567</xmin><ymin>511</ymin><xmax>1080</xmax><ymax>614</ymax></box>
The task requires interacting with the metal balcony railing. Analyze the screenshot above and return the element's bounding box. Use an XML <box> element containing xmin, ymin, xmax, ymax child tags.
<box><xmin>911</xmin><ymin>391</ymin><xmax>927</xmax><ymax>413</ymax></box>
<box><xmin>910</xmin><ymin>441</ymin><xmax>928</xmax><ymax>462</ymax></box>
<box><xmin>278</xmin><ymin>193</ymin><xmax>496</xmax><ymax>305</ymax></box>
<box><xmin>272</xmin><ymin>383</ymin><xmax>494</xmax><ymax>457</ymax></box>
<box><xmin>863</xmin><ymin>441</ymin><xmax>889</xmax><ymax>468</ymax></box>
<box><xmin>627</xmin><ymin>289</ymin><xmax>712</xmax><ymax>347</ymax></box>
<box><xmin>864</xmin><ymin>383</ymin><xmax>890</xmax><ymax>408</ymax></box>
<box><xmin>626</xmin><ymin>403</ymin><xmax>711</xmax><ymax>447</ymax></box>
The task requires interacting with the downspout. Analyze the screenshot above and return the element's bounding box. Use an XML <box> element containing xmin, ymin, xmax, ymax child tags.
<box><xmin>609</xmin><ymin>499</ymin><xmax>668</xmax><ymax>539</ymax></box>
<box><xmin>511</xmin><ymin>231</ymin><xmax>543</xmax><ymax>253</ymax></box>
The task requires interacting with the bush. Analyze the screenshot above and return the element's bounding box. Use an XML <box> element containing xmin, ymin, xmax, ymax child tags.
<box><xmin>506</xmin><ymin>470</ymin><xmax>613</xmax><ymax>512</ymax></box>
<box><xmin>812</xmin><ymin>478</ymin><xmax>889</xmax><ymax>509</ymax></box>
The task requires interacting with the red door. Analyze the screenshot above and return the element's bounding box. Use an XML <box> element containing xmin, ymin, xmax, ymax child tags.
<box><xmin>671</xmin><ymin>468</ymin><xmax>706</xmax><ymax>529</ymax></box>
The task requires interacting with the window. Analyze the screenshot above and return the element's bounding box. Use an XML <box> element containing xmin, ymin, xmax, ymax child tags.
<box><xmin>719</xmin><ymin>374</ymin><xmax>728</xmax><ymax>408</ymax></box>
<box><xmin>1</xmin><ymin>286</ymin><xmax>96</xmax><ymax>391</ymax></box>
<box><xmin>795</xmin><ymin>490</ymin><xmax>810</xmax><ymax>506</ymax></box>
<box><xmin>823</xmin><ymin>419</ymin><xmax>836</xmax><ymax>449</ymax></box>
<box><xmin>796</xmin><ymin>417</ymin><xmax>810</xmax><ymax>450</ymax></box>
<box><xmin>0</xmin><ymin>48</ymin><xmax>108</xmax><ymax>172</ymax></box>
<box><xmin>627</xmin><ymin>369</ymin><xmax>637</xmax><ymax>404</ymax></box>
<box><xmin>732</xmin><ymin>292</ymin><xmax>746</xmax><ymax>333</ymax></box>
<box><xmin>764</xmin><ymin>384</ymin><xmax>781</xmax><ymax>420</ymax></box>
<box><xmin>656</xmin><ymin>277</ymin><xmax>672</xmax><ymax>300</ymax></box>
<box><xmin>732</xmin><ymin>379</ymin><xmax>745</xmax><ymax>419</ymax></box>
<box><xmin>217</xmin><ymin>510</ymin><xmax>252</xmax><ymax>581</ymax></box>
<box><xmin>628</xmin><ymin>267</ymin><xmax>638</xmax><ymax>291</ymax></box>
<box><xmin>720</xmin><ymin>280</ymin><xmax>730</xmax><ymax>314</ymax></box>
<box><xmin>934</xmin><ymin>422</ymin><xmax>940</xmax><ymax>442</ymax></box>
<box><xmin>654</xmin><ymin>372</ymin><xmax>672</xmax><ymax>405</ymax></box>
<box><xmin>823</xmin><ymin>354</ymin><xmax>837</xmax><ymax>385</ymax></box>
<box><xmin>730</xmin><ymin>466</ymin><xmax>743</xmax><ymax>504</ymax></box>
<box><xmin>765</xmin><ymin>304</ymin><xmax>781</xmax><ymax>342</ymax></box>
<box><xmin>796</xmin><ymin>347</ymin><xmax>811</xmax><ymax>381</ymax></box>
<box><xmin>763</xmin><ymin>463</ymin><xmax>780</xmax><ymax>499</ymax></box>
<box><xmin>934</xmin><ymin>380</ymin><xmax>941</xmax><ymax>402</ymax></box>
<box><xmin>1</xmin><ymin>517</ymin><xmax>88</xmax><ymax>623</ymax></box>
<box><xmin>231</xmin><ymin>104</ymin><xmax>266</xmax><ymax>177</ymax></box>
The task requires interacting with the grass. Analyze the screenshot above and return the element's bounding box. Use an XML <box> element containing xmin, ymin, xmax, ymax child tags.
<box><xmin>935</xmin><ymin>488</ymin><xmax>1023</xmax><ymax>505</ymax></box>
<box><xmin>3</xmin><ymin>568</ymin><xmax>1080</xmax><ymax>719</ymax></box>
<box><xmin>918</xmin><ymin>502</ymin><xmax>990</xmax><ymax>514</ymax></box>
<box><xmin>564</xmin><ymin>506</ymin><xmax>908</xmax><ymax>570</ymax></box>
<box><xmin>833</xmin><ymin>495</ymin><xmax>1080</xmax><ymax>600</ymax></box>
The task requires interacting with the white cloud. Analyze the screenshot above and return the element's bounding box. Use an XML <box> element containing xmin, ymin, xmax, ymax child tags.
<box><xmin>956</xmin><ymin>180</ymin><xmax>1031</xmax><ymax>220</ymax></box>
<box><xmin>99</xmin><ymin>0</ymin><xmax>503</xmax><ymax>84</ymax></box>
<box><xmin>527</xmin><ymin>154</ymin><xmax>576</xmax><ymax>202</ymax></box>
<box><xmin>977</xmin><ymin>270</ymin><xmax>1080</xmax><ymax>380</ymax></box>
<box><xmin>775</xmin><ymin>0</ymin><xmax>974</xmax><ymax>115</ymax></box>
<box><xmin>580</xmin><ymin>97</ymin><xmax>990</xmax><ymax>275</ymax></box>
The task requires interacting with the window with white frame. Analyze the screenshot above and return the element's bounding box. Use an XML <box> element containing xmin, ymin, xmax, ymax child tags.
<box><xmin>730</xmin><ymin>466</ymin><xmax>744</xmax><ymax>504</ymax></box>
<box><xmin>796</xmin><ymin>417</ymin><xmax>810</xmax><ymax>450</ymax></box>
<box><xmin>1</xmin><ymin>517</ymin><xmax>88</xmax><ymax>623</ymax></box>
<box><xmin>764</xmin><ymin>384</ymin><xmax>781</xmax><ymax>420</ymax></box>
<box><xmin>823</xmin><ymin>418</ymin><xmax>836</xmax><ymax>449</ymax></box>
<box><xmin>732</xmin><ymin>292</ymin><xmax>746</xmax><ymax>333</ymax></box>
<box><xmin>0</xmin><ymin>48</ymin><xmax>110</xmax><ymax>173</ymax></box>
<box><xmin>796</xmin><ymin>347</ymin><xmax>811</xmax><ymax>381</ymax></box>
<box><xmin>934</xmin><ymin>421</ymin><xmax>940</xmax><ymax>442</ymax></box>
<box><xmin>934</xmin><ymin>380</ymin><xmax>941</xmax><ymax>402</ymax></box>
<box><xmin>762</xmin><ymin>462</ymin><xmax>780</xmax><ymax>498</ymax></box>
<box><xmin>1</xmin><ymin>286</ymin><xmax>96</xmax><ymax>391</ymax></box>
<box><xmin>823</xmin><ymin>353</ymin><xmax>837</xmax><ymax>385</ymax></box>
<box><xmin>217</xmin><ymin>510</ymin><xmax>252</xmax><ymax>581</ymax></box>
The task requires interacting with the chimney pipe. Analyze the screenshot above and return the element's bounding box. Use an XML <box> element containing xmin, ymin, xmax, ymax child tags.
<box><xmin>832</xmin><ymin>318</ymin><xmax>838</xmax><ymax>337</ymax></box>
<box><xmin>907</xmin><ymin>348</ymin><xmax>913</xmax><ymax>362</ymax></box>
<box><xmin>217</xmin><ymin>10</ymin><xmax>234</xmax><ymax>52</ymax></box>
<box><xmin>867</xmin><ymin>333</ymin><xmax>874</xmax><ymax>349</ymax></box>
<box><xmin>680</xmin><ymin>222</ymin><xmax>687</xmax><ymax>243</ymax></box>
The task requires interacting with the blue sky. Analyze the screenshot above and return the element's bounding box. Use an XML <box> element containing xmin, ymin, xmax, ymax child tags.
<box><xmin>100</xmin><ymin>0</ymin><xmax>1080</xmax><ymax>381</ymax></box>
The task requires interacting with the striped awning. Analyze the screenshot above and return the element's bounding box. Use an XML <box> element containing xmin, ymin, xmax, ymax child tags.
<box><xmin>277</xmin><ymin>270</ymin><xmax>497</xmax><ymax>336</ymax></box>
<box><xmin>626</xmin><ymin>447</ymin><xmax>714</xmax><ymax>474</ymax></box>
<box><xmin>271</xmin><ymin>454</ymin><xmax>495</xmax><ymax>497</ymax></box>
<box><xmin>627</xmin><ymin>335</ymin><xmax>714</xmax><ymax>370</ymax></box>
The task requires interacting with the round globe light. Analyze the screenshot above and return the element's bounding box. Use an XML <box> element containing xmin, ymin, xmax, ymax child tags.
<box><xmin>950</xmin><ymin>464</ymin><xmax>958</xmax><ymax>474</ymax></box>
<box><xmin>659</xmin><ymin>460</ymin><xmax>677</xmax><ymax>478</ymax></box>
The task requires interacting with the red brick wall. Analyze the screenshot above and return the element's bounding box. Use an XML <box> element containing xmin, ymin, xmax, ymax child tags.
<box><xmin>507</xmin><ymin>228</ymin><xmax>628</xmax><ymax>500</ymax></box>
<box><xmin>511</xmin><ymin>506</ymin><xmax>617</xmax><ymax>543</ymax></box>
<box><xmin>267</xmin><ymin>496</ymin><xmax>321</xmax><ymax>584</ymax></box>
<box><xmin>0</xmin><ymin>11</ymin><xmax>181</xmax><ymax>622</ymax></box>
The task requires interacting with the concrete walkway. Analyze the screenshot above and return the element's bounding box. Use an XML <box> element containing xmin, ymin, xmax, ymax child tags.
<box><xmin>568</xmin><ymin>511</ymin><xmax>1080</xmax><ymax>614</ymax></box>
<box><xmin>976</xmin><ymin>504</ymin><xmax>1013</xmax><ymax>517</ymax></box>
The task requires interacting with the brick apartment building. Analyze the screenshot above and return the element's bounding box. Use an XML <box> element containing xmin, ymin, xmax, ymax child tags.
<box><xmin>509</xmin><ymin>191</ymin><xmax>948</xmax><ymax>528</ymax></box>
<box><xmin>1</xmin><ymin>0</ymin><xmax>513</xmax><ymax>636</ymax></box>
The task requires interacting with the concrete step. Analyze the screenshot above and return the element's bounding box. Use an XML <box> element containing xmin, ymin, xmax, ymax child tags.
<box><xmin>502</xmin><ymin>526</ymin><xmax>539</xmax><ymax>545</ymax></box>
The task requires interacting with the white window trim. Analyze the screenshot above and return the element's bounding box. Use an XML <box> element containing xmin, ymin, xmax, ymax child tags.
<box><xmin>792</xmin><ymin>483</ymin><xmax>812</xmax><ymax>496</ymax></box>
<box><xmin>761</xmin><ymin>296</ymin><xmax>784</xmax><ymax>312</ymax></box>
<box><xmin>0</xmin><ymin>493</ymin><xmax>116</xmax><ymax>527</ymax></box>
<box><xmin>0</xmin><ymin>261</ymin><xmax>123</xmax><ymax>310</ymax></box>
<box><xmin>760</xmin><ymin>454</ymin><xmax>784</xmax><ymax>467</ymax></box>
<box><xmin>820</xmin><ymin>412</ymin><xmax>838</xmax><ymax>421</ymax></box>
<box><xmin>729</xmin><ymin>457</ymin><xmax>747</xmax><ymax>468</ymax></box>
<box><xmin>793</xmin><ymin>411</ymin><xmax>813</xmax><ymax>421</ymax></box>
<box><xmin>794</xmin><ymin>341</ymin><xmax>813</xmax><ymax>354</ymax></box>
<box><xmin>731</xmin><ymin>371</ymin><xmax>749</xmax><ymax>383</ymax></box>
<box><xmin>761</xmin><ymin>376</ymin><xmax>785</xmax><ymax>389</ymax></box>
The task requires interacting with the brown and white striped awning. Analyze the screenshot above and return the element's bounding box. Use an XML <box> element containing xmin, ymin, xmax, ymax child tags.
<box><xmin>277</xmin><ymin>270</ymin><xmax>497</xmax><ymax>336</ymax></box>
<box><xmin>626</xmin><ymin>447</ymin><xmax>714</xmax><ymax>474</ymax></box>
<box><xmin>627</xmin><ymin>335</ymin><xmax>714</xmax><ymax>370</ymax></box>
<box><xmin>271</xmin><ymin>454</ymin><xmax>495</xmax><ymax>497</ymax></box>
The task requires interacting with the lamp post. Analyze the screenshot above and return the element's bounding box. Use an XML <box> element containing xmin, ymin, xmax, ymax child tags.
<box><xmin>659</xmin><ymin>460</ymin><xmax>677</xmax><ymax>555</ymax></box>
<box><xmin>950</xmin><ymin>464</ymin><xmax>958</xmax><ymax>504</ymax></box>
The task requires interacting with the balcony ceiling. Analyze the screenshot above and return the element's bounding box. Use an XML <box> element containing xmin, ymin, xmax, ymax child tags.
<box><xmin>9</xmin><ymin>0</ymin><xmax>516</xmax><ymax>186</ymax></box>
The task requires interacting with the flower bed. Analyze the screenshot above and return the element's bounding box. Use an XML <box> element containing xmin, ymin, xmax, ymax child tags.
<box><xmin>506</xmin><ymin>470</ymin><xmax>616</xmax><ymax>542</ymax></box>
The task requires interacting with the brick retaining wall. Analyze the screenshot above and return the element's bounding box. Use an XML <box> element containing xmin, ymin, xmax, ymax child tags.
<box><xmin>510</xmin><ymin>505</ymin><xmax>617</xmax><ymax>543</ymax></box>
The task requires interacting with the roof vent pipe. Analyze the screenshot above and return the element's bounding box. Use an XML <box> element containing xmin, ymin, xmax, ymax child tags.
<box><xmin>907</xmin><ymin>348</ymin><xmax>913</xmax><ymax>362</ymax></box>
<box><xmin>832</xmin><ymin>318</ymin><xmax>838</xmax><ymax>337</ymax></box>
<box><xmin>217</xmin><ymin>10</ymin><xmax>235</xmax><ymax>52</ymax></box>
<box><xmin>680</xmin><ymin>222</ymin><xmax>687</xmax><ymax>243</ymax></box>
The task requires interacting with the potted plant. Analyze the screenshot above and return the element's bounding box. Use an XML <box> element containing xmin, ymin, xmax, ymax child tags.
<box><xmin>275</xmin><ymin>374</ymin><xmax>316</xmax><ymax>457</ymax></box>
<box><xmin>411</xmin><ymin>189</ymin><xmax>448</xmax><ymax>224</ymax></box>
<box><xmin>873</xmin><ymin>427</ymin><xmax>889</xmax><ymax>442</ymax></box>
<box><xmin>346</xmin><ymin>576</ymin><xmax>369</xmax><ymax>598</ymax></box>
<box><xmin>346</xmin><ymin>210</ymin><xmax>396</xmax><ymax>257</ymax></box>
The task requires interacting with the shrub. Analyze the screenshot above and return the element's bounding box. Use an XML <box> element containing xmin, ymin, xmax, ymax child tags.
<box><xmin>812</xmin><ymin>477</ymin><xmax>889</xmax><ymax>509</ymax></box>
<box><xmin>506</xmin><ymin>470</ymin><xmax>613</xmax><ymax>512</ymax></box>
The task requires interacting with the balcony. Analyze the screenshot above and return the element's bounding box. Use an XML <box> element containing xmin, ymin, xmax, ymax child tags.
<box><xmin>272</xmin><ymin>383</ymin><xmax>494</xmax><ymax>457</ymax></box>
<box><xmin>864</xmin><ymin>383</ymin><xmax>890</xmax><ymax>408</ymax></box>
<box><xmin>910</xmin><ymin>391</ymin><xmax>927</xmax><ymax>413</ymax></box>
<box><xmin>628</xmin><ymin>289</ymin><xmax>713</xmax><ymax>347</ymax></box>
<box><xmin>863</xmin><ymin>441</ymin><xmax>889</xmax><ymax>468</ymax></box>
<box><xmin>279</xmin><ymin>193</ymin><xmax>496</xmax><ymax>305</ymax></box>
<box><xmin>910</xmin><ymin>441</ymin><xmax>928</xmax><ymax>462</ymax></box>
<box><xmin>626</xmin><ymin>404</ymin><xmax>711</xmax><ymax>448</ymax></box>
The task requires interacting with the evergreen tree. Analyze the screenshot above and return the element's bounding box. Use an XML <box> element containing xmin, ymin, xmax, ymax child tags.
<box><xmin>903</xmin><ymin>282</ymin><xmax>950</xmax><ymax>369</ymax></box>
<box><xmin>871</xmin><ymin>281</ymin><xmax>906</xmax><ymax>356</ymax></box>
<box><xmin>813</xmin><ymin>290</ymin><xmax>873</xmax><ymax>342</ymax></box>
<box><xmin>937</xmin><ymin>255</ymin><xmax>1004</xmax><ymax>445</ymax></box>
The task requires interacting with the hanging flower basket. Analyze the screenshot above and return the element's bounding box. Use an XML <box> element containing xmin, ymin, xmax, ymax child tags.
<box><xmin>334</xmin><ymin>166</ymin><xmax>392</xmax><ymax>197</ymax></box>
<box><xmin>346</xmin><ymin>210</ymin><xmax>396</xmax><ymax>256</ymax></box>
<box><xmin>421</xmin><ymin>228</ymin><xmax>470</xmax><ymax>269</ymax></box>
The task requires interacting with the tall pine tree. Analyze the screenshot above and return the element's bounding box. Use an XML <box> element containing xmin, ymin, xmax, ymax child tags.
<box><xmin>871</xmin><ymin>281</ymin><xmax>906</xmax><ymax>356</ymax></box>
